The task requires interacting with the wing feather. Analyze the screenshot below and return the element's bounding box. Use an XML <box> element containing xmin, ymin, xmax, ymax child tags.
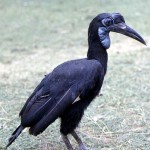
<box><xmin>28</xmin><ymin>84</ymin><xmax>81</xmax><ymax>135</ymax></box>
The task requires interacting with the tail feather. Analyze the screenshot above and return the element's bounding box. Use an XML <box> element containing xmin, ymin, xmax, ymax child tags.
<box><xmin>6</xmin><ymin>125</ymin><xmax>24</xmax><ymax>149</ymax></box>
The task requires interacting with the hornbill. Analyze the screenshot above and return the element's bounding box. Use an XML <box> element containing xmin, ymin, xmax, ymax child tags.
<box><xmin>6</xmin><ymin>13</ymin><xmax>146</xmax><ymax>150</ymax></box>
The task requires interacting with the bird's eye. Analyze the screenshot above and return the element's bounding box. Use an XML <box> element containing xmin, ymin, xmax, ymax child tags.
<box><xmin>102</xmin><ymin>18</ymin><xmax>114</xmax><ymax>27</ymax></box>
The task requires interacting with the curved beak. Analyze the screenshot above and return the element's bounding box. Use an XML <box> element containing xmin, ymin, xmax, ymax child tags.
<box><xmin>109</xmin><ymin>23</ymin><xmax>146</xmax><ymax>45</ymax></box>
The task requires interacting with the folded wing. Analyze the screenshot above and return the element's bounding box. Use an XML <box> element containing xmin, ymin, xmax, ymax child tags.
<box><xmin>19</xmin><ymin>59</ymin><xmax>104</xmax><ymax>135</ymax></box>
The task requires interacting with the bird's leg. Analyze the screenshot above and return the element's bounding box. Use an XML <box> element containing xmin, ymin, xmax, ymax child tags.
<box><xmin>61</xmin><ymin>134</ymin><xmax>74</xmax><ymax>150</ymax></box>
<box><xmin>71</xmin><ymin>131</ymin><xmax>88</xmax><ymax>150</ymax></box>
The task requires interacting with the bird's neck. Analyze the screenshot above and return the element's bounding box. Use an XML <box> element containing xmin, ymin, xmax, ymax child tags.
<box><xmin>87</xmin><ymin>40</ymin><xmax>108</xmax><ymax>75</ymax></box>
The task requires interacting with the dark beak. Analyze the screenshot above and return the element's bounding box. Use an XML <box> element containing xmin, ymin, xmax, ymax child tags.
<box><xmin>109</xmin><ymin>23</ymin><xmax>146</xmax><ymax>45</ymax></box>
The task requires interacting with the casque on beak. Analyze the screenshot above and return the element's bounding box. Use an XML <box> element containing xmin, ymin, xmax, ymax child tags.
<box><xmin>109</xmin><ymin>22</ymin><xmax>146</xmax><ymax>45</ymax></box>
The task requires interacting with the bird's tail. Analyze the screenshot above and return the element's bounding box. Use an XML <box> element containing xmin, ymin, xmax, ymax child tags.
<box><xmin>6</xmin><ymin>125</ymin><xmax>24</xmax><ymax>149</ymax></box>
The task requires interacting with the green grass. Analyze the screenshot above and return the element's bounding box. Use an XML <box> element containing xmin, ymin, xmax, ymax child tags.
<box><xmin>0</xmin><ymin>0</ymin><xmax>150</xmax><ymax>149</ymax></box>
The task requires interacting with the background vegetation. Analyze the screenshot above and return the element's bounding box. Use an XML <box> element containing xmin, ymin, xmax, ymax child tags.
<box><xmin>0</xmin><ymin>0</ymin><xmax>150</xmax><ymax>149</ymax></box>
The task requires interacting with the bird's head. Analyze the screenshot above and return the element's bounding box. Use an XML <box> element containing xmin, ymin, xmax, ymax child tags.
<box><xmin>88</xmin><ymin>13</ymin><xmax>146</xmax><ymax>49</ymax></box>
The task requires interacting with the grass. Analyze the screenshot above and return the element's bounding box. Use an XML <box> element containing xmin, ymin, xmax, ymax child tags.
<box><xmin>0</xmin><ymin>0</ymin><xmax>150</xmax><ymax>149</ymax></box>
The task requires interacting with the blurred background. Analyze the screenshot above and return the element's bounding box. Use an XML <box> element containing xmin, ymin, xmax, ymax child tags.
<box><xmin>0</xmin><ymin>0</ymin><xmax>150</xmax><ymax>149</ymax></box>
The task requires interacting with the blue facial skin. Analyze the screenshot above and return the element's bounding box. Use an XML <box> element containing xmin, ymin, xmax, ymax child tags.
<box><xmin>98</xmin><ymin>27</ymin><xmax>110</xmax><ymax>49</ymax></box>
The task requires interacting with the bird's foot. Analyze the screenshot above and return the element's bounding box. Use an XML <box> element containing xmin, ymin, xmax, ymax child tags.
<box><xmin>78</xmin><ymin>144</ymin><xmax>89</xmax><ymax>150</ymax></box>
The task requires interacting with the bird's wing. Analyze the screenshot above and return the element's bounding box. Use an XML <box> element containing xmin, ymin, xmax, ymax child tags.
<box><xmin>19</xmin><ymin>59</ymin><xmax>104</xmax><ymax>135</ymax></box>
<box><xmin>29</xmin><ymin>82</ymin><xmax>87</xmax><ymax>135</ymax></box>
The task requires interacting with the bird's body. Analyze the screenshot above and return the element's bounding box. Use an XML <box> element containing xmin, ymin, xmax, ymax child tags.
<box><xmin>6</xmin><ymin>13</ymin><xmax>145</xmax><ymax>150</ymax></box>
<box><xmin>20</xmin><ymin>58</ymin><xmax>105</xmax><ymax>135</ymax></box>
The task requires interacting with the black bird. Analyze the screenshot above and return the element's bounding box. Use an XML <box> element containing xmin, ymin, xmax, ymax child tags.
<box><xmin>6</xmin><ymin>13</ymin><xmax>145</xmax><ymax>150</ymax></box>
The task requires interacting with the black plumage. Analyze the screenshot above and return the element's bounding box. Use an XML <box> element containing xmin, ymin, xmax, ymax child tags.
<box><xmin>6</xmin><ymin>13</ymin><xmax>145</xmax><ymax>150</ymax></box>
<box><xmin>21</xmin><ymin>59</ymin><xmax>104</xmax><ymax>135</ymax></box>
